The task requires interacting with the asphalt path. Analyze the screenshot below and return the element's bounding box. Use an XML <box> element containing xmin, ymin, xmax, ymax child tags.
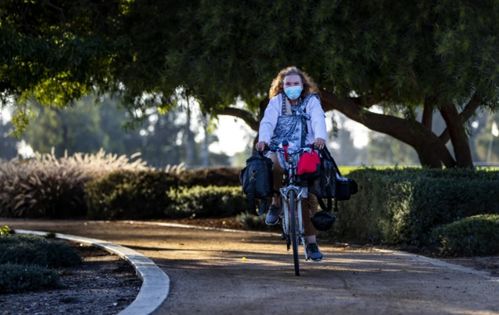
<box><xmin>3</xmin><ymin>220</ymin><xmax>499</xmax><ymax>315</ymax></box>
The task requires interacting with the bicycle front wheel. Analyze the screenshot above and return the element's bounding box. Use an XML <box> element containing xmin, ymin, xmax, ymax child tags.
<box><xmin>288</xmin><ymin>190</ymin><xmax>300</xmax><ymax>276</ymax></box>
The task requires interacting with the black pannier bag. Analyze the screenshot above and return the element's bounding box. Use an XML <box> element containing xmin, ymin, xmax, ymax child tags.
<box><xmin>311</xmin><ymin>147</ymin><xmax>358</xmax><ymax>211</ymax></box>
<box><xmin>310</xmin><ymin>151</ymin><xmax>336</xmax><ymax>199</ymax></box>
<box><xmin>335</xmin><ymin>174</ymin><xmax>358</xmax><ymax>200</ymax></box>
<box><xmin>240</xmin><ymin>153</ymin><xmax>273</xmax><ymax>214</ymax></box>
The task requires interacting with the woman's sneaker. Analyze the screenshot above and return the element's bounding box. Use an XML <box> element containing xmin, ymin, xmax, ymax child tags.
<box><xmin>265</xmin><ymin>205</ymin><xmax>281</xmax><ymax>225</ymax></box>
<box><xmin>306</xmin><ymin>243</ymin><xmax>323</xmax><ymax>261</ymax></box>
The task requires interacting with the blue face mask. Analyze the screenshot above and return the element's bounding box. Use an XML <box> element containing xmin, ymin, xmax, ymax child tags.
<box><xmin>284</xmin><ymin>86</ymin><xmax>303</xmax><ymax>100</ymax></box>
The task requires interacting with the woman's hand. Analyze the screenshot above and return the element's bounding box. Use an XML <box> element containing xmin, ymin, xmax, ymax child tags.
<box><xmin>314</xmin><ymin>138</ymin><xmax>326</xmax><ymax>149</ymax></box>
<box><xmin>256</xmin><ymin>141</ymin><xmax>267</xmax><ymax>151</ymax></box>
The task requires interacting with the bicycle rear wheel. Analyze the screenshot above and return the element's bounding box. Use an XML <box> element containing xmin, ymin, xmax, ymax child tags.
<box><xmin>288</xmin><ymin>190</ymin><xmax>300</xmax><ymax>276</ymax></box>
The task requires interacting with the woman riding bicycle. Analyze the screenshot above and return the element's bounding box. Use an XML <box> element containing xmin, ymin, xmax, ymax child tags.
<box><xmin>256</xmin><ymin>66</ymin><xmax>327</xmax><ymax>261</ymax></box>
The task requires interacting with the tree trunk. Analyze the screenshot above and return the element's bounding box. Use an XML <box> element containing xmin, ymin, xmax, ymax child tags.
<box><xmin>56</xmin><ymin>109</ymin><xmax>68</xmax><ymax>157</ymax></box>
<box><xmin>439</xmin><ymin>103</ymin><xmax>474</xmax><ymax>168</ymax></box>
<box><xmin>201</xmin><ymin>114</ymin><xmax>209</xmax><ymax>167</ymax></box>
<box><xmin>439</xmin><ymin>93</ymin><xmax>481</xmax><ymax>144</ymax></box>
<box><xmin>422</xmin><ymin>97</ymin><xmax>434</xmax><ymax>130</ymax></box>
<box><xmin>184</xmin><ymin>96</ymin><xmax>195</xmax><ymax>167</ymax></box>
<box><xmin>416</xmin><ymin>97</ymin><xmax>441</xmax><ymax>167</ymax></box>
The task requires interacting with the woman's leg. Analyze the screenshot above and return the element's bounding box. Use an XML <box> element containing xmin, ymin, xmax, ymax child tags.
<box><xmin>265</xmin><ymin>152</ymin><xmax>284</xmax><ymax>225</ymax></box>
<box><xmin>302</xmin><ymin>194</ymin><xmax>318</xmax><ymax>236</ymax></box>
<box><xmin>302</xmin><ymin>194</ymin><xmax>323</xmax><ymax>261</ymax></box>
<box><xmin>268</xmin><ymin>152</ymin><xmax>284</xmax><ymax>206</ymax></box>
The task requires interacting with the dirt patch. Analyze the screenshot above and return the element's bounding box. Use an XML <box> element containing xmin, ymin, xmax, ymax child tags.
<box><xmin>0</xmin><ymin>242</ymin><xmax>141</xmax><ymax>315</ymax></box>
<box><xmin>443</xmin><ymin>256</ymin><xmax>499</xmax><ymax>276</ymax></box>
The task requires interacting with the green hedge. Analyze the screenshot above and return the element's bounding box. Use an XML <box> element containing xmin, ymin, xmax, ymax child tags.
<box><xmin>0</xmin><ymin>263</ymin><xmax>60</xmax><ymax>293</ymax></box>
<box><xmin>85</xmin><ymin>169</ymin><xmax>245</xmax><ymax>219</ymax></box>
<box><xmin>0</xmin><ymin>163</ymin><xmax>242</xmax><ymax>219</ymax></box>
<box><xmin>85</xmin><ymin>170</ymin><xmax>178</xmax><ymax>219</ymax></box>
<box><xmin>177</xmin><ymin>167</ymin><xmax>242</xmax><ymax>187</ymax></box>
<box><xmin>167</xmin><ymin>186</ymin><xmax>246</xmax><ymax>218</ymax></box>
<box><xmin>332</xmin><ymin>169</ymin><xmax>499</xmax><ymax>246</ymax></box>
<box><xmin>430</xmin><ymin>214</ymin><xmax>499</xmax><ymax>256</ymax></box>
<box><xmin>0</xmin><ymin>234</ymin><xmax>81</xmax><ymax>267</ymax></box>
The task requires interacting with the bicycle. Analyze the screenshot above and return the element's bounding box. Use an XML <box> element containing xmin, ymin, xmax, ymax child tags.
<box><xmin>266</xmin><ymin>141</ymin><xmax>316</xmax><ymax>276</ymax></box>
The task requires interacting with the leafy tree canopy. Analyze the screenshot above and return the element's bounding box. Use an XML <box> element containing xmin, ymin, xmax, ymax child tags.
<box><xmin>1</xmin><ymin>0</ymin><xmax>498</xmax><ymax>167</ymax></box>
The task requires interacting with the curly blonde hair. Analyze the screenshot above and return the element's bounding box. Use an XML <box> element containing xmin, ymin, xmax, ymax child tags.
<box><xmin>268</xmin><ymin>66</ymin><xmax>319</xmax><ymax>98</ymax></box>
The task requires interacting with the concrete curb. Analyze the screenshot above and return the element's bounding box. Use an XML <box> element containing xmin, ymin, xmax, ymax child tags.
<box><xmin>14</xmin><ymin>229</ymin><xmax>170</xmax><ymax>315</ymax></box>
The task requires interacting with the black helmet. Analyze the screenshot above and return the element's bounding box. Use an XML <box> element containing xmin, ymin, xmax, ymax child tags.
<box><xmin>311</xmin><ymin>211</ymin><xmax>336</xmax><ymax>231</ymax></box>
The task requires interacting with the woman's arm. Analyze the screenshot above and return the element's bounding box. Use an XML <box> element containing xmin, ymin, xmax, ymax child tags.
<box><xmin>258</xmin><ymin>96</ymin><xmax>280</xmax><ymax>144</ymax></box>
<box><xmin>308</xmin><ymin>96</ymin><xmax>328</xmax><ymax>142</ymax></box>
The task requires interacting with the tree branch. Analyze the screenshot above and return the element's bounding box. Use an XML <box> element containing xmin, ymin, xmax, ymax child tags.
<box><xmin>438</xmin><ymin>93</ymin><xmax>481</xmax><ymax>143</ymax></box>
<box><xmin>439</xmin><ymin>103</ymin><xmax>474</xmax><ymax>168</ymax></box>
<box><xmin>216</xmin><ymin>107</ymin><xmax>259</xmax><ymax>131</ymax></box>
<box><xmin>319</xmin><ymin>90</ymin><xmax>456</xmax><ymax>167</ymax></box>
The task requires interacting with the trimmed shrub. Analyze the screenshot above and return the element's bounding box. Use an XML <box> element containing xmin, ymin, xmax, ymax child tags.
<box><xmin>178</xmin><ymin>167</ymin><xmax>242</xmax><ymax>187</ymax></box>
<box><xmin>0</xmin><ymin>263</ymin><xmax>60</xmax><ymax>293</ymax></box>
<box><xmin>0</xmin><ymin>234</ymin><xmax>81</xmax><ymax>267</ymax></box>
<box><xmin>331</xmin><ymin>168</ymin><xmax>499</xmax><ymax>245</ymax></box>
<box><xmin>85</xmin><ymin>170</ymin><xmax>178</xmax><ymax>219</ymax></box>
<box><xmin>430</xmin><ymin>214</ymin><xmax>499</xmax><ymax>256</ymax></box>
<box><xmin>168</xmin><ymin>186</ymin><xmax>246</xmax><ymax>218</ymax></box>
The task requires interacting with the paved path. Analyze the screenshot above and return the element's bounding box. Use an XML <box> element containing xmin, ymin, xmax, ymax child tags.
<box><xmin>3</xmin><ymin>220</ymin><xmax>499</xmax><ymax>315</ymax></box>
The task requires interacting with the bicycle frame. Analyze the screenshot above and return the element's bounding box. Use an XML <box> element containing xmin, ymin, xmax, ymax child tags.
<box><xmin>280</xmin><ymin>184</ymin><xmax>308</xmax><ymax>261</ymax></box>
<box><xmin>273</xmin><ymin>145</ymin><xmax>314</xmax><ymax>266</ymax></box>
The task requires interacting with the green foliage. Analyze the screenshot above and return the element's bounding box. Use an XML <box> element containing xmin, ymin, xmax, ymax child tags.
<box><xmin>85</xmin><ymin>170</ymin><xmax>178</xmax><ymax>219</ymax></box>
<box><xmin>333</xmin><ymin>169</ymin><xmax>499</xmax><ymax>245</ymax></box>
<box><xmin>0</xmin><ymin>225</ymin><xmax>11</xmax><ymax>236</ymax></box>
<box><xmin>0</xmin><ymin>263</ymin><xmax>60</xmax><ymax>293</ymax></box>
<box><xmin>168</xmin><ymin>186</ymin><xmax>246</xmax><ymax>218</ymax></box>
<box><xmin>430</xmin><ymin>214</ymin><xmax>499</xmax><ymax>256</ymax></box>
<box><xmin>3</xmin><ymin>1</ymin><xmax>498</xmax><ymax>117</ymax></box>
<box><xmin>0</xmin><ymin>234</ymin><xmax>81</xmax><ymax>267</ymax></box>
<box><xmin>0</xmin><ymin>0</ymin><xmax>124</xmax><ymax>132</ymax></box>
<box><xmin>2</xmin><ymin>1</ymin><xmax>497</xmax><ymax>170</ymax></box>
<box><xmin>178</xmin><ymin>167</ymin><xmax>242</xmax><ymax>187</ymax></box>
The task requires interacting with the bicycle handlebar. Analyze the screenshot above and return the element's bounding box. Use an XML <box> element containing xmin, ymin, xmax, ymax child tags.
<box><xmin>263</xmin><ymin>143</ymin><xmax>315</xmax><ymax>154</ymax></box>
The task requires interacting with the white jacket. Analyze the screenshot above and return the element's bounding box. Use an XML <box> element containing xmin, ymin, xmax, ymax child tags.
<box><xmin>258</xmin><ymin>93</ymin><xmax>328</xmax><ymax>145</ymax></box>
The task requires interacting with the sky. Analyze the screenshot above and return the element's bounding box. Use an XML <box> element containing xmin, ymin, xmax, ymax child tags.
<box><xmin>209</xmin><ymin>115</ymin><xmax>256</xmax><ymax>156</ymax></box>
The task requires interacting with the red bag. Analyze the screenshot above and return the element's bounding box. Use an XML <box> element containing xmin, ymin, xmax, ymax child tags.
<box><xmin>297</xmin><ymin>150</ymin><xmax>320</xmax><ymax>176</ymax></box>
